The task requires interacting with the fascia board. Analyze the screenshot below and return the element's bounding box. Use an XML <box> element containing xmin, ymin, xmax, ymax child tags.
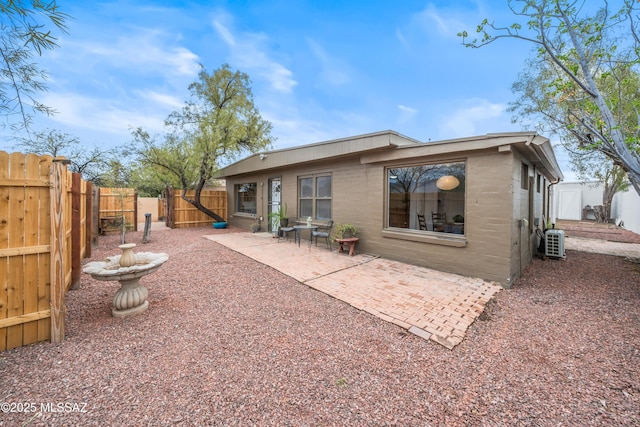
<box><xmin>360</xmin><ymin>133</ymin><xmax>536</xmax><ymax>164</ymax></box>
<box><xmin>216</xmin><ymin>130</ymin><xmax>419</xmax><ymax>177</ymax></box>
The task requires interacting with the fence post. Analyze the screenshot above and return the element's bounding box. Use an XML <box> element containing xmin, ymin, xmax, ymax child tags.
<box><xmin>50</xmin><ymin>161</ymin><xmax>67</xmax><ymax>343</ymax></box>
<box><xmin>85</xmin><ymin>181</ymin><xmax>92</xmax><ymax>258</ymax></box>
<box><xmin>142</xmin><ymin>213</ymin><xmax>152</xmax><ymax>243</ymax></box>
<box><xmin>165</xmin><ymin>186</ymin><xmax>174</xmax><ymax>228</ymax></box>
<box><xmin>70</xmin><ymin>173</ymin><xmax>81</xmax><ymax>290</ymax></box>
<box><xmin>134</xmin><ymin>192</ymin><xmax>138</xmax><ymax>232</ymax></box>
<box><xmin>92</xmin><ymin>185</ymin><xmax>100</xmax><ymax>243</ymax></box>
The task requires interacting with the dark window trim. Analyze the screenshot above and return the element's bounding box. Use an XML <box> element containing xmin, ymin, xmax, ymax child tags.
<box><xmin>385</xmin><ymin>160</ymin><xmax>466</xmax><ymax>238</ymax></box>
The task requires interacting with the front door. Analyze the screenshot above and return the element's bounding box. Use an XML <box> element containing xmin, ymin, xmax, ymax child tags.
<box><xmin>268</xmin><ymin>177</ymin><xmax>282</xmax><ymax>233</ymax></box>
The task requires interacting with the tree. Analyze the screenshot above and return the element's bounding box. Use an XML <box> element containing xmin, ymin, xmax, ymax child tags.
<box><xmin>127</xmin><ymin>161</ymin><xmax>181</xmax><ymax>197</ymax></box>
<box><xmin>133</xmin><ymin>64</ymin><xmax>274</xmax><ymax>222</ymax></box>
<box><xmin>16</xmin><ymin>128</ymin><xmax>115</xmax><ymax>182</ymax></box>
<box><xmin>567</xmin><ymin>149</ymin><xmax>629</xmax><ymax>221</ymax></box>
<box><xmin>0</xmin><ymin>1</ymin><xmax>70</xmax><ymax>134</ymax></box>
<box><xmin>508</xmin><ymin>53</ymin><xmax>633</xmax><ymax>221</ymax></box>
<box><xmin>458</xmin><ymin>0</ymin><xmax>640</xmax><ymax>197</ymax></box>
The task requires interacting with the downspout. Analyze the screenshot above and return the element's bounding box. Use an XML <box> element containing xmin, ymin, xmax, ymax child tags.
<box><xmin>546</xmin><ymin>178</ymin><xmax>561</xmax><ymax>227</ymax></box>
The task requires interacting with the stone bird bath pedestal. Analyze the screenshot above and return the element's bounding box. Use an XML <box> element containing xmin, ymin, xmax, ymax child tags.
<box><xmin>83</xmin><ymin>244</ymin><xmax>169</xmax><ymax>318</ymax></box>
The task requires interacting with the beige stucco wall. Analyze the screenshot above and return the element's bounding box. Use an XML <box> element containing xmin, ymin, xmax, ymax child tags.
<box><xmin>508</xmin><ymin>152</ymin><xmax>550</xmax><ymax>285</ymax></box>
<box><xmin>225</xmin><ymin>149</ymin><xmax>552</xmax><ymax>286</ymax></box>
<box><xmin>137</xmin><ymin>197</ymin><xmax>160</xmax><ymax>223</ymax></box>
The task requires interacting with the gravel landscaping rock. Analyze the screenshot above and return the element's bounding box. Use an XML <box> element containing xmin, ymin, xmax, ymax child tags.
<box><xmin>0</xmin><ymin>226</ymin><xmax>638</xmax><ymax>426</ymax></box>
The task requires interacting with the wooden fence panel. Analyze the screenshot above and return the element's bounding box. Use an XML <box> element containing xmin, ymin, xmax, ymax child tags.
<box><xmin>169</xmin><ymin>190</ymin><xmax>227</xmax><ymax>229</ymax></box>
<box><xmin>0</xmin><ymin>153</ymin><xmax>55</xmax><ymax>350</ymax></box>
<box><xmin>0</xmin><ymin>152</ymin><xmax>88</xmax><ymax>351</ymax></box>
<box><xmin>7</xmin><ymin>153</ymin><xmax>26</xmax><ymax>349</ymax></box>
<box><xmin>37</xmin><ymin>155</ymin><xmax>52</xmax><ymax>343</ymax></box>
<box><xmin>0</xmin><ymin>152</ymin><xmax>10</xmax><ymax>350</ymax></box>
<box><xmin>98</xmin><ymin>187</ymin><xmax>137</xmax><ymax>233</ymax></box>
<box><xmin>22</xmin><ymin>154</ymin><xmax>41</xmax><ymax>346</ymax></box>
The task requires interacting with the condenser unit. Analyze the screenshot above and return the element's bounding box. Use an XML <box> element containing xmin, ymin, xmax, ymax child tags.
<box><xmin>545</xmin><ymin>229</ymin><xmax>566</xmax><ymax>259</ymax></box>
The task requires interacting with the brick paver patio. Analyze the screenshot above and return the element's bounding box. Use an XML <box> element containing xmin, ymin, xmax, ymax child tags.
<box><xmin>205</xmin><ymin>232</ymin><xmax>503</xmax><ymax>349</ymax></box>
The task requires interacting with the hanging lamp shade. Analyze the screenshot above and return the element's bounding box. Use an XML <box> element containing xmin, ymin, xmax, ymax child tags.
<box><xmin>436</xmin><ymin>175</ymin><xmax>460</xmax><ymax>191</ymax></box>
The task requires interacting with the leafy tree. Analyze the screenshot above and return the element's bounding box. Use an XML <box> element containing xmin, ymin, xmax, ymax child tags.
<box><xmin>0</xmin><ymin>1</ymin><xmax>70</xmax><ymax>134</ymax></box>
<box><xmin>128</xmin><ymin>161</ymin><xmax>181</xmax><ymax>197</ymax></box>
<box><xmin>458</xmin><ymin>0</ymin><xmax>640</xmax><ymax>197</ymax></box>
<box><xmin>133</xmin><ymin>64</ymin><xmax>274</xmax><ymax>221</ymax></box>
<box><xmin>508</xmin><ymin>54</ymin><xmax>634</xmax><ymax>221</ymax></box>
<box><xmin>97</xmin><ymin>158</ymin><xmax>133</xmax><ymax>188</ymax></box>
<box><xmin>16</xmin><ymin>128</ymin><xmax>115</xmax><ymax>182</ymax></box>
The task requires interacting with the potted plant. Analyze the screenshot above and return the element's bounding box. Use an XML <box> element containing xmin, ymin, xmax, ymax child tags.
<box><xmin>331</xmin><ymin>223</ymin><xmax>358</xmax><ymax>241</ymax></box>
<box><xmin>268</xmin><ymin>203</ymin><xmax>289</xmax><ymax>227</ymax></box>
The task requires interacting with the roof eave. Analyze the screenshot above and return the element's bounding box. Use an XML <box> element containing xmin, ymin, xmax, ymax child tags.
<box><xmin>216</xmin><ymin>130</ymin><xmax>421</xmax><ymax>178</ymax></box>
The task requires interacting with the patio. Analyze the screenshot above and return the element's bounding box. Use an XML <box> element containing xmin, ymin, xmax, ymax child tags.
<box><xmin>205</xmin><ymin>232</ymin><xmax>503</xmax><ymax>349</ymax></box>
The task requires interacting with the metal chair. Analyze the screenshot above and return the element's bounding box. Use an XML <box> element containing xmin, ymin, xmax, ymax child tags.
<box><xmin>310</xmin><ymin>220</ymin><xmax>333</xmax><ymax>249</ymax></box>
<box><xmin>278</xmin><ymin>226</ymin><xmax>295</xmax><ymax>243</ymax></box>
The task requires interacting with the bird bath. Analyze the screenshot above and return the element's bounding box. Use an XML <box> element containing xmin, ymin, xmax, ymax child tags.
<box><xmin>83</xmin><ymin>243</ymin><xmax>169</xmax><ymax>318</ymax></box>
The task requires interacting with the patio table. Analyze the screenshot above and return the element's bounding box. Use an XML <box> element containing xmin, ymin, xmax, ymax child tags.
<box><xmin>293</xmin><ymin>225</ymin><xmax>318</xmax><ymax>247</ymax></box>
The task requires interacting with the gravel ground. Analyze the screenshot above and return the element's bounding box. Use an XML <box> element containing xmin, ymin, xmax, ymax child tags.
<box><xmin>1</xmin><ymin>226</ymin><xmax>639</xmax><ymax>426</ymax></box>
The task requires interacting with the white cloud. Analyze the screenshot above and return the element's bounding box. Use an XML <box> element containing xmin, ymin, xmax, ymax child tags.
<box><xmin>395</xmin><ymin>29</ymin><xmax>408</xmax><ymax>47</ymax></box>
<box><xmin>213</xmin><ymin>20</ymin><xmax>236</xmax><ymax>46</ymax></box>
<box><xmin>415</xmin><ymin>3</ymin><xmax>468</xmax><ymax>39</ymax></box>
<box><xmin>213</xmin><ymin>20</ymin><xmax>298</xmax><ymax>93</ymax></box>
<box><xmin>62</xmin><ymin>29</ymin><xmax>200</xmax><ymax>78</ymax></box>
<box><xmin>40</xmin><ymin>92</ymin><xmax>167</xmax><ymax>138</ymax></box>
<box><xmin>397</xmin><ymin>104</ymin><xmax>418</xmax><ymax>125</ymax></box>
<box><xmin>139</xmin><ymin>91</ymin><xmax>184</xmax><ymax>109</ymax></box>
<box><xmin>439</xmin><ymin>99</ymin><xmax>507</xmax><ymax>138</ymax></box>
<box><xmin>307</xmin><ymin>38</ymin><xmax>350</xmax><ymax>85</ymax></box>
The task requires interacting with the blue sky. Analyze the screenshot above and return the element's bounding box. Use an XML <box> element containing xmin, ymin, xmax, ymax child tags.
<box><xmin>1</xmin><ymin>0</ymin><xmax>578</xmax><ymax>178</ymax></box>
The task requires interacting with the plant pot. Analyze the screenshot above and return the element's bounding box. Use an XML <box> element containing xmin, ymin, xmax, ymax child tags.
<box><xmin>213</xmin><ymin>221</ymin><xmax>228</xmax><ymax>229</ymax></box>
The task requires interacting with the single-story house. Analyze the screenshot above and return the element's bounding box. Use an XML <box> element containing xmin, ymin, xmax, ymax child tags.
<box><xmin>216</xmin><ymin>130</ymin><xmax>563</xmax><ymax>287</ymax></box>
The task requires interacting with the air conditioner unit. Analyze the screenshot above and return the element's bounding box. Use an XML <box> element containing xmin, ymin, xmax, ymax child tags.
<box><xmin>545</xmin><ymin>229</ymin><xmax>566</xmax><ymax>259</ymax></box>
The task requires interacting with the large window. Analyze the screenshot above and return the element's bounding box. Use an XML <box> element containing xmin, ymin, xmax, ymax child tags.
<box><xmin>299</xmin><ymin>174</ymin><xmax>332</xmax><ymax>220</ymax></box>
<box><xmin>387</xmin><ymin>162</ymin><xmax>465</xmax><ymax>235</ymax></box>
<box><xmin>235</xmin><ymin>183</ymin><xmax>257</xmax><ymax>214</ymax></box>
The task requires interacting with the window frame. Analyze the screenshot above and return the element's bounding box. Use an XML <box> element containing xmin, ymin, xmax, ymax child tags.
<box><xmin>521</xmin><ymin>163</ymin><xmax>529</xmax><ymax>190</ymax></box>
<box><xmin>234</xmin><ymin>182</ymin><xmax>258</xmax><ymax>216</ymax></box>
<box><xmin>298</xmin><ymin>173</ymin><xmax>332</xmax><ymax>221</ymax></box>
<box><xmin>383</xmin><ymin>160</ymin><xmax>467</xmax><ymax>246</ymax></box>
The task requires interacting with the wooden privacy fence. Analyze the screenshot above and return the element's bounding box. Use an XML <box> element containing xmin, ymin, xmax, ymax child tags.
<box><xmin>163</xmin><ymin>187</ymin><xmax>227</xmax><ymax>228</ymax></box>
<box><xmin>98</xmin><ymin>187</ymin><xmax>137</xmax><ymax>234</ymax></box>
<box><xmin>0</xmin><ymin>152</ymin><xmax>91</xmax><ymax>351</ymax></box>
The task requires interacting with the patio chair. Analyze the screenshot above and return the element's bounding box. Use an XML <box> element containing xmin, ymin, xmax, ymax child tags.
<box><xmin>278</xmin><ymin>226</ymin><xmax>295</xmax><ymax>243</ymax></box>
<box><xmin>417</xmin><ymin>213</ymin><xmax>427</xmax><ymax>231</ymax></box>
<box><xmin>432</xmin><ymin>212</ymin><xmax>447</xmax><ymax>232</ymax></box>
<box><xmin>310</xmin><ymin>220</ymin><xmax>333</xmax><ymax>250</ymax></box>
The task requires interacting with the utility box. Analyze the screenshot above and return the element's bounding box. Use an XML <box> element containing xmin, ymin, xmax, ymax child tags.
<box><xmin>545</xmin><ymin>229</ymin><xmax>566</xmax><ymax>259</ymax></box>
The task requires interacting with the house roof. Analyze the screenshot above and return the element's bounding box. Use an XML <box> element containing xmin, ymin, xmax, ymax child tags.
<box><xmin>216</xmin><ymin>130</ymin><xmax>419</xmax><ymax>178</ymax></box>
<box><xmin>216</xmin><ymin>130</ymin><xmax>564</xmax><ymax>182</ymax></box>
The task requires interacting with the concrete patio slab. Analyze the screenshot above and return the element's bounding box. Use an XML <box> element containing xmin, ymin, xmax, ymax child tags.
<box><xmin>565</xmin><ymin>236</ymin><xmax>640</xmax><ymax>259</ymax></box>
<box><xmin>204</xmin><ymin>232</ymin><xmax>503</xmax><ymax>349</ymax></box>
